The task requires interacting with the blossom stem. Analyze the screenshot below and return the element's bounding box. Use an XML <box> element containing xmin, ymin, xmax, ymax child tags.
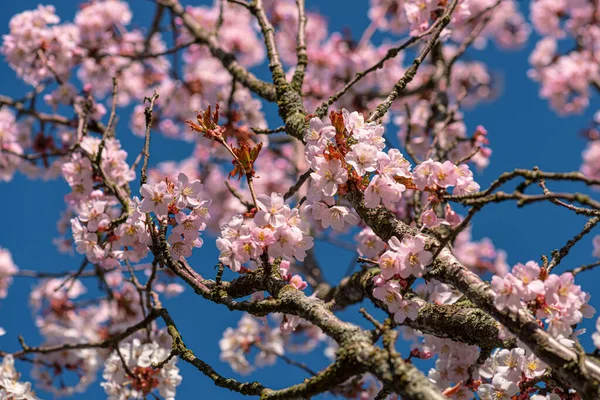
<box><xmin>246</xmin><ymin>174</ymin><xmax>259</xmax><ymax>209</ymax></box>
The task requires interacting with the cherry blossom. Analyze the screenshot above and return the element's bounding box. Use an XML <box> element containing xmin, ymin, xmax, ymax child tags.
<box><xmin>101</xmin><ymin>337</ymin><xmax>181</xmax><ymax>400</ymax></box>
<box><xmin>389</xmin><ymin>235</ymin><xmax>432</xmax><ymax>278</ymax></box>
<box><xmin>477</xmin><ymin>375</ymin><xmax>519</xmax><ymax>400</ymax></box>
<box><xmin>0</xmin><ymin>247</ymin><xmax>17</xmax><ymax>299</ymax></box>
<box><xmin>491</xmin><ymin>273</ymin><xmax>523</xmax><ymax>313</ymax></box>
<box><xmin>0</xmin><ymin>0</ymin><xmax>599</xmax><ymax>398</ymax></box>
<box><xmin>140</xmin><ymin>181</ymin><xmax>173</xmax><ymax>218</ymax></box>
<box><xmin>174</xmin><ymin>172</ymin><xmax>203</xmax><ymax>209</ymax></box>
<box><xmin>345</xmin><ymin>142</ymin><xmax>378</xmax><ymax>176</ymax></box>
<box><xmin>355</xmin><ymin>227</ymin><xmax>385</xmax><ymax>258</ymax></box>
<box><xmin>310</xmin><ymin>159</ymin><xmax>348</xmax><ymax>197</ymax></box>
<box><xmin>0</xmin><ymin>355</ymin><xmax>39</xmax><ymax>399</ymax></box>
<box><xmin>255</xmin><ymin>192</ymin><xmax>287</xmax><ymax>228</ymax></box>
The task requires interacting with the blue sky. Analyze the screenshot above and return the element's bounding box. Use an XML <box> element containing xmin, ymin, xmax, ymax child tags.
<box><xmin>0</xmin><ymin>1</ymin><xmax>599</xmax><ymax>399</ymax></box>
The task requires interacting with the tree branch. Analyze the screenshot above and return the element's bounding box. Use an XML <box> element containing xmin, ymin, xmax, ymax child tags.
<box><xmin>159</xmin><ymin>0</ymin><xmax>277</xmax><ymax>101</ymax></box>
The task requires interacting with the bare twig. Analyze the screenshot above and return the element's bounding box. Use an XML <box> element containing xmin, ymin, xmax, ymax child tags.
<box><xmin>570</xmin><ymin>260</ymin><xmax>600</xmax><ymax>276</ymax></box>
<box><xmin>367</xmin><ymin>0</ymin><xmax>460</xmax><ymax>123</ymax></box>
<box><xmin>546</xmin><ymin>216</ymin><xmax>600</xmax><ymax>272</ymax></box>
<box><xmin>283</xmin><ymin>169</ymin><xmax>312</xmax><ymax>201</ymax></box>
<box><xmin>315</xmin><ymin>26</ymin><xmax>440</xmax><ymax>119</ymax></box>
<box><xmin>140</xmin><ymin>91</ymin><xmax>160</xmax><ymax>186</ymax></box>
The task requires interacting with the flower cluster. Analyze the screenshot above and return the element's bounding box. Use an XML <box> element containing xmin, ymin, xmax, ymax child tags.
<box><xmin>219</xmin><ymin>314</ymin><xmax>284</xmax><ymax>375</ymax></box>
<box><xmin>0</xmin><ymin>355</ymin><xmax>39</xmax><ymax>399</ymax></box>
<box><xmin>424</xmin><ymin>335</ymin><xmax>479</xmax><ymax>398</ymax></box>
<box><xmin>528</xmin><ymin>0</ymin><xmax>600</xmax><ymax>115</ymax></box>
<box><xmin>453</xmin><ymin>226</ymin><xmax>509</xmax><ymax>276</ymax></box>
<box><xmin>373</xmin><ymin>280</ymin><xmax>420</xmax><ymax>323</ymax></box>
<box><xmin>219</xmin><ymin>312</ymin><xmax>326</xmax><ymax>375</ymax></box>
<box><xmin>1</xmin><ymin>5</ymin><xmax>80</xmax><ymax>85</ymax></box>
<box><xmin>303</xmin><ymin>110</ymin><xmax>479</xmax><ymax>234</ymax></box>
<box><xmin>368</xmin><ymin>0</ymin><xmax>529</xmax><ymax>46</ymax></box>
<box><xmin>27</xmin><ymin>271</ymin><xmax>176</xmax><ymax>396</ymax></box>
<box><xmin>0</xmin><ymin>108</ymin><xmax>31</xmax><ymax>182</ymax></box>
<box><xmin>28</xmin><ymin>278</ymin><xmax>102</xmax><ymax>395</ymax></box>
<box><xmin>140</xmin><ymin>172</ymin><xmax>212</xmax><ymax>260</ymax></box>
<box><xmin>371</xmin><ymin>235</ymin><xmax>432</xmax><ymax>323</ymax></box>
<box><xmin>101</xmin><ymin>337</ymin><xmax>181</xmax><ymax>400</ymax></box>
<box><xmin>217</xmin><ymin>192</ymin><xmax>313</xmax><ymax>272</ymax></box>
<box><xmin>491</xmin><ymin>261</ymin><xmax>595</xmax><ymax>336</ymax></box>
<box><xmin>582</xmin><ymin>137</ymin><xmax>600</xmax><ymax>180</ymax></box>
<box><xmin>478</xmin><ymin>347</ymin><xmax>547</xmax><ymax>399</ymax></box>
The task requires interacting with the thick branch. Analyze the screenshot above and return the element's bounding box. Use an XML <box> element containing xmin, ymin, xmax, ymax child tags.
<box><xmin>326</xmin><ymin>267</ymin><xmax>511</xmax><ymax>350</ymax></box>
<box><xmin>160</xmin><ymin>0</ymin><xmax>277</xmax><ymax>101</ymax></box>
<box><xmin>346</xmin><ymin>190</ymin><xmax>600</xmax><ymax>397</ymax></box>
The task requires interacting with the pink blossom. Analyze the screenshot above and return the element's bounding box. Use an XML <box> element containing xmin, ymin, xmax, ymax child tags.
<box><xmin>412</xmin><ymin>159</ymin><xmax>437</xmax><ymax>190</ymax></box>
<box><xmin>310</xmin><ymin>159</ymin><xmax>348</xmax><ymax>197</ymax></box>
<box><xmin>519</xmin><ymin>353</ymin><xmax>547</xmax><ymax>379</ymax></box>
<box><xmin>355</xmin><ymin>227</ymin><xmax>385</xmax><ymax>258</ymax></box>
<box><xmin>421</xmin><ymin>208</ymin><xmax>442</xmax><ymax>228</ymax></box>
<box><xmin>289</xmin><ymin>275</ymin><xmax>307</xmax><ymax>290</ymax></box>
<box><xmin>319</xmin><ymin>206</ymin><xmax>359</xmax><ymax>231</ymax></box>
<box><xmin>477</xmin><ymin>375</ymin><xmax>518</xmax><ymax>400</ymax></box>
<box><xmin>372</xmin><ymin>281</ymin><xmax>403</xmax><ymax>313</ymax></box>
<box><xmin>512</xmin><ymin>261</ymin><xmax>544</xmax><ymax>301</ymax></box>
<box><xmin>581</xmin><ymin>140</ymin><xmax>600</xmax><ymax>179</ymax></box>
<box><xmin>294</xmin><ymin>235</ymin><xmax>314</xmax><ymax>262</ymax></box>
<box><xmin>140</xmin><ymin>181</ymin><xmax>173</xmax><ymax>218</ymax></box>
<box><xmin>393</xmin><ymin>298</ymin><xmax>420</xmax><ymax>324</ymax></box>
<box><xmin>495</xmin><ymin>347</ymin><xmax>525</xmax><ymax>381</ymax></box>
<box><xmin>444</xmin><ymin>204</ymin><xmax>461</xmax><ymax>227</ymax></box>
<box><xmin>378</xmin><ymin>250</ymin><xmax>399</xmax><ymax>280</ymax></box>
<box><xmin>431</xmin><ymin>161</ymin><xmax>459</xmax><ymax>188</ymax></box>
<box><xmin>251</xmin><ymin>227</ymin><xmax>277</xmax><ymax>247</ymax></box>
<box><xmin>255</xmin><ymin>192</ymin><xmax>287</xmax><ymax>228</ymax></box>
<box><xmin>268</xmin><ymin>226</ymin><xmax>302</xmax><ymax>259</ymax></box>
<box><xmin>491</xmin><ymin>273</ymin><xmax>523</xmax><ymax>313</ymax></box>
<box><xmin>342</xmin><ymin>109</ymin><xmax>368</xmax><ymax>135</ymax></box>
<box><xmin>217</xmin><ymin>238</ymin><xmax>241</xmax><ymax>272</ymax></box>
<box><xmin>232</xmin><ymin>236</ymin><xmax>262</xmax><ymax>264</ymax></box>
<box><xmin>174</xmin><ymin>172</ymin><xmax>203</xmax><ymax>209</ymax></box>
<box><xmin>280</xmin><ymin>314</ymin><xmax>301</xmax><ymax>335</ymax></box>
<box><xmin>304</xmin><ymin>117</ymin><xmax>335</xmax><ymax>145</ymax></box>
<box><xmin>77</xmin><ymin>200</ymin><xmax>110</xmax><ymax>233</ymax></box>
<box><xmin>364</xmin><ymin>174</ymin><xmax>405</xmax><ymax>208</ymax></box>
<box><xmin>378</xmin><ymin>149</ymin><xmax>412</xmax><ymax>178</ymax></box>
<box><xmin>594</xmin><ymin>235</ymin><xmax>600</xmax><ymax>258</ymax></box>
<box><xmin>345</xmin><ymin>143</ymin><xmax>378</xmax><ymax>176</ymax></box>
<box><xmin>390</xmin><ymin>235</ymin><xmax>432</xmax><ymax>278</ymax></box>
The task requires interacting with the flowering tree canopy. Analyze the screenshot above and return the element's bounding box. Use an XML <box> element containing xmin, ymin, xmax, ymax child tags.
<box><xmin>1</xmin><ymin>0</ymin><xmax>600</xmax><ymax>399</ymax></box>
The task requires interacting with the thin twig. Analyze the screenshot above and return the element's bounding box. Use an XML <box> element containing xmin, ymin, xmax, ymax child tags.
<box><xmin>254</xmin><ymin>343</ymin><xmax>318</xmax><ymax>376</ymax></box>
<box><xmin>367</xmin><ymin>0</ymin><xmax>460</xmax><ymax>123</ymax></box>
<box><xmin>546</xmin><ymin>216</ymin><xmax>600</xmax><ymax>272</ymax></box>
<box><xmin>315</xmin><ymin>26</ymin><xmax>440</xmax><ymax>119</ymax></box>
<box><xmin>224</xmin><ymin>181</ymin><xmax>253</xmax><ymax>209</ymax></box>
<box><xmin>570</xmin><ymin>260</ymin><xmax>600</xmax><ymax>276</ymax></box>
<box><xmin>140</xmin><ymin>91</ymin><xmax>160</xmax><ymax>186</ymax></box>
<box><xmin>284</xmin><ymin>169</ymin><xmax>312</xmax><ymax>201</ymax></box>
